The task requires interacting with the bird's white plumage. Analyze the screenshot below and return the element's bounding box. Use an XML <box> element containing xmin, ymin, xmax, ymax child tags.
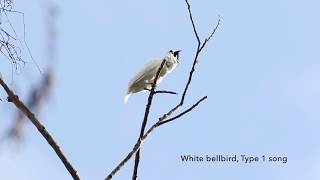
<box><xmin>124</xmin><ymin>94</ymin><xmax>131</xmax><ymax>103</ymax></box>
<box><xmin>125</xmin><ymin>50</ymin><xmax>180</xmax><ymax>103</ymax></box>
<box><xmin>128</xmin><ymin>59</ymin><xmax>162</xmax><ymax>89</ymax></box>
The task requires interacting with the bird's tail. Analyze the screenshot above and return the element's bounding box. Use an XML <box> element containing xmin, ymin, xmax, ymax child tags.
<box><xmin>124</xmin><ymin>94</ymin><xmax>131</xmax><ymax>104</ymax></box>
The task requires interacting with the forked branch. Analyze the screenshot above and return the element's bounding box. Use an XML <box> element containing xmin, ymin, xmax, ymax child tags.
<box><xmin>105</xmin><ymin>96</ymin><xmax>207</xmax><ymax>180</ymax></box>
<box><xmin>105</xmin><ymin>0</ymin><xmax>220</xmax><ymax>179</ymax></box>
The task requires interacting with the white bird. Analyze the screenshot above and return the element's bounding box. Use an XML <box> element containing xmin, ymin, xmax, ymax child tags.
<box><xmin>125</xmin><ymin>50</ymin><xmax>181</xmax><ymax>103</ymax></box>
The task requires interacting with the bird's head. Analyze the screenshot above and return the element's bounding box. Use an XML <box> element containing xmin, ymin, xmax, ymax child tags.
<box><xmin>168</xmin><ymin>49</ymin><xmax>182</xmax><ymax>63</ymax></box>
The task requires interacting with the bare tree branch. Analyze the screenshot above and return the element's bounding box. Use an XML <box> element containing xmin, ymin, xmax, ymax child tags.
<box><xmin>199</xmin><ymin>16</ymin><xmax>221</xmax><ymax>52</ymax></box>
<box><xmin>158</xmin><ymin>96</ymin><xmax>207</xmax><ymax>126</ymax></box>
<box><xmin>106</xmin><ymin>0</ymin><xmax>220</xmax><ymax>179</ymax></box>
<box><xmin>185</xmin><ymin>0</ymin><xmax>200</xmax><ymax>45</ymax></box>
<box><xmin>6</xmin><ymin>69</ymin><xmax>53</xmax><ymax>141</ymax></box>
<box><xmin>105</xmin><ymin>96</ymin><xmax>206</xmax><ymax>180</ymax></box>
<box><xmin>154</xmin><ymin>90</ymin><xmax>178</xmax><ymax>95</ymax></box>
<box><xmin>4</xmin><ymin>2</ymin><xmax>58</xmax><ymax>142</ymax></box>
<box><xmin>144</xmin><ymin>87</ymin><xmax>178</xmax><ymax>95</ymax></box>
<box><xmin>0</xmin><ymin>77</ymin><xmax>81</xmax><ymax>180</ymax></box>
<box><xmin>132</xmin><ymin>59</ymin><xmax>166</xmax><ymax>180</ymax></box>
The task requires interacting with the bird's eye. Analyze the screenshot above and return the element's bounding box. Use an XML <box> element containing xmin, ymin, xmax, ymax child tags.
<box><xmin>169</xmin><ymin>50</ymin><xmax>173</xmax><ymax>54</ymax></box>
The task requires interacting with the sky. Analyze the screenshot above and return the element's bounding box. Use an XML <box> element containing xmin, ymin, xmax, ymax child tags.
<box><xmin>0</xmin><ymin>0</ymin><xmax>320</xmax><ymax>179</ymax></box>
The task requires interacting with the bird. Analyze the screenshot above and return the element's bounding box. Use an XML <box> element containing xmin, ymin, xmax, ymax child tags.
<box><xmin>125</xmin><ymin>50</ymin><xmax>181</xmax><ymax>103</ymax></box>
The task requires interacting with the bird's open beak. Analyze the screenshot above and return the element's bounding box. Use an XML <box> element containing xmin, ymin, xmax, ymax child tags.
<box><xmin>174</xmin><ymin>50</ymin><xmax>182</xmax><ymax>63</ymax></box>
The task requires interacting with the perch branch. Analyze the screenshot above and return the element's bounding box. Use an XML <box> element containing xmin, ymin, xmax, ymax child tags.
<box><xmin>154</xmin><ymin>90</ymin><xmax>178</xmax><ymax>95</ymax></box>
<box><xmin>0</xmin><ymin>77</ymin><xmax>80</xmax><ymax>180</ymax></box>
<box><xmin>144</xmin><ymin>87</ymin><xmax>178</xmax><ymax>95</ymax></box>
<box><xmin>132</xmin><ymin>59</ymin><xmax>166</xmax><ymax>180</ymax></box>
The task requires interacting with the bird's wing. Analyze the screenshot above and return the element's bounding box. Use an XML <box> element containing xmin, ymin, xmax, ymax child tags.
<box><xmin>128</xmin><ymin>59</ymin><xmax>162</xmax><ymax>87</ymax></box>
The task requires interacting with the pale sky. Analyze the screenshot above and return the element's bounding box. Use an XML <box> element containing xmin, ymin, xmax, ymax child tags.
<box><xmin>0</xmin><ymin>0</ymin><xmax>320</xmax><ymax>179</ymax></box>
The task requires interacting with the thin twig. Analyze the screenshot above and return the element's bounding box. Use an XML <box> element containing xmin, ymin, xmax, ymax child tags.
<box><xmin>144</xmin><ymin>97</ymin><xmax>207</xmax><ymax>139</ymax></box>
<box><xmin>154</xmin><ymin>90</ymin><xmax>178</xmax><ymax>95</ymax></box>
<box><xmin>199</xmin><ymin>16</ymin><xmax>221</xmax><ymax>52</ymax></box>
<box><xmin>0</xmin><ymin>77</ymin><xmax>80</xmax><ymax>180</ymax></box>
<box><xmin>185</xmin><ymin>0</ymin><xmax>200</xmax><ymax>45</ymax></box>
<box><xmin>144</xmin><ymin>88</ymin><xmax>178</xmax><ymax>95</ymax></box>
<box><xmin>158</xmin><ymin>96</ymin><xmax>207</xmax><ymax>126</ymax></box>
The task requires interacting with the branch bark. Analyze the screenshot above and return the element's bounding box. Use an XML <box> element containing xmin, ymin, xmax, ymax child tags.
<box><xmin>0</xmin><ymin>77</ymin><xmax>81</xmax><ymax>180</ymax></box>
